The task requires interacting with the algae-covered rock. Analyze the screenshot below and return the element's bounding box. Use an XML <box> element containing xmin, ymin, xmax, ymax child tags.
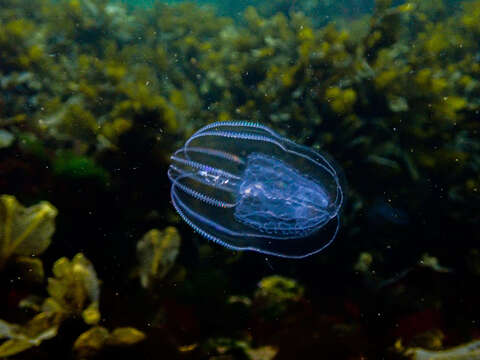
<box><xmin>203</xmin><ymin>337</ymin><xmax>277</xmax><ymax>360</ymax></box>
<box><xmin>0</xmin><ymin>130</ymin><xmax>15</xmax><ymax>149</ymax></box>
<box><xmin>0</xmin><ymin>312</ymin><xmax>60</xmax><ymax>357</ymax></box>
<box><xmin>73</xmin><ymin>326</ymin><xmax>146</xmax><ymax>359</ymax></box>
<box><xmin>254</xmin><ymin>275</ymin><xmax>304</xmax><ymax>318</ymax></box>
<box><xmin>418</xmin><ymin>253</ymin><xmax>451</xmax><ymax>273</ymax></box>
<box><xmin>354</xmin><ymin>252</ymin><xmax>373</xmax><ymax>273</ymax></box>
<box><xmin>136</xmin><ymin>227</ymin><xmax>181</xmax><ymax>288</ymax></box>
<box><xmin>401</xmin><ymin>339</ymin><xmax>480</xmax><ymax>360</ymax></box>
<box><xmin>43</xmin><ymin>253</ymin><xmax>101</xmax><ymax>325</ymax></box>
<box><xmin>73</xmin><ymin>326</ymin><xmax>109</xmax><ymax>359</ymax></box>
<box><xmin>0</xmin><ymin>195</ymin><xmax>57</xmax><ymax>271</ymax></box>
<box><xmin>245</xmin><ymin>345</ymin><xmax>278</xmax><ymax>360</ymax></box>
<box><xmin>107</xmin><ymin>327</ymin><xmax>146</xmax><ymax>346</ymax></box>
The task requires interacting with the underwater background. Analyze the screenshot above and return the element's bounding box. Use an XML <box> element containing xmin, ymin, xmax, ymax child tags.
<box><xmin>0</xmin><ymin>0</ymin><xmax>479</xmax><ymax>358</ymax></box>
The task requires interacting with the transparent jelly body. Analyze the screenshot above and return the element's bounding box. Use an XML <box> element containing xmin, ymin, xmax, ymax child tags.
<box><xmin>168</xmin><ymin>121</ymin><xmax>344</xmax><ymax>258</ymax></box>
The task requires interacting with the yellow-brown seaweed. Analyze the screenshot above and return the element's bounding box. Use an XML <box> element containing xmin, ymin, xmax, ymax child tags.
<box><xmin>136</xmin><ymin>227</ymin><xmax>181</xmax><ymax>288</ymax></box>
<box><xmin>0</xmin><ymin>195</ymin><xmax>57</xmax><ymax>272</ymax></box>
<box><xmin>43</xmin><ymin>253</ymin><xmax>100</xmax><ymax>325</ymax></box>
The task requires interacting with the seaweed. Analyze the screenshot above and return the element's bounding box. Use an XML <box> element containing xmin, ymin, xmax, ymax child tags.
<box><xmin>73</xmin><ymin>326</ymin><xmax>146</xmax><ymax>359</ymax></box>
<box><xmin>0</xmin><ymin>252</ymin><xmax>146</xmax><ymax>358</ymax></box>
<box><xmin>399</xmin><ymin>339</ymin><xmax>480</xmax><ymax>360</ymax></box>
<box><xmin>136</xmin><ymin>227</ymin><xmax>181</xmax><ymax>289</ymax></box>
<box><xmin>43</xmin><ymin>253</ymin><xmax>101</xmax><ymax>325</ymax></box>
<box><xmin>201</xmin><ymin>337</ymin><xmax>278</xmax><ymax>360</ymax></box>
<box><xmin>0</xmin><ymin>195</ymin><xmax>57</xmax><ymax>273</ymax></box>
<box><xmin>0</xmin><ymin>312</ymin><xmax>60</xmax><ymax>357</ymax></box>
<box><xmin>254</xmin><ymin>275</ymin><xmax>304</xmax><ymax>319</ymax></box>
<box><xmin>52</xmin><ymin>151</ymin><xmax>109</xmax><ymax>185</ymax></box>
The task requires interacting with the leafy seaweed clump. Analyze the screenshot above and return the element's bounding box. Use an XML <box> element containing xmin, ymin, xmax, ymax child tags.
<box><xmin>254</xmin><ymin>275</ymin><xmax>304</xmax><ymax>319</ymax></box>
<box><xmin>0</xmin><ymin>252</ymin><xmax>146</xmax><ymax>358</ymax></box>
<box><xmin>136</xmin><ymin>227</ymin><xmax>181</xmax><ymax>289</ymax></box>
<box><xmin>0</xmin><ymin>195</ymin><xmax>57</xmax><ymax>275</ymax></box>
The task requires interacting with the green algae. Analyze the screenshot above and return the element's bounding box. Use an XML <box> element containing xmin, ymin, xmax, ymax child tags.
<box><xmin>52</xmin><ymin>151</ymin><xmax>109</xmax><ymax>184</ymax></box>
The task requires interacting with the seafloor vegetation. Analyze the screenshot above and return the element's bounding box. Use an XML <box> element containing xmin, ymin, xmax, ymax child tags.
<box><xmin>0</xmin><ymin>0</ymin><xmax>479</xmax><ymax>358</ymax></box>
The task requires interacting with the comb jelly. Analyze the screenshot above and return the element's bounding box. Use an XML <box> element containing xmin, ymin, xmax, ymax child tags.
<box><xmin>168</xmin><ymin>121</ymin><xmax>345</xmax><ymax>258</ymax></box>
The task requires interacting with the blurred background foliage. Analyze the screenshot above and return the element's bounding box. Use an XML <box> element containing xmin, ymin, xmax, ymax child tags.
<box><xmin>0</xmin><ymin>0</ymin><xmax>479</xmax><ymax>358</ymax></box>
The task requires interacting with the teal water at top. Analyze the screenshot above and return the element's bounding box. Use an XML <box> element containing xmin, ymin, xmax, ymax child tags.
<box><xmin>114</xmin><ymin>0</ymin><xmax>464</xmax><ymax>28</ymax></box>
<box><xmin>116</xmin><ymin>0</ymin><xmax>376</xmax><ymax>22</ymax></box>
